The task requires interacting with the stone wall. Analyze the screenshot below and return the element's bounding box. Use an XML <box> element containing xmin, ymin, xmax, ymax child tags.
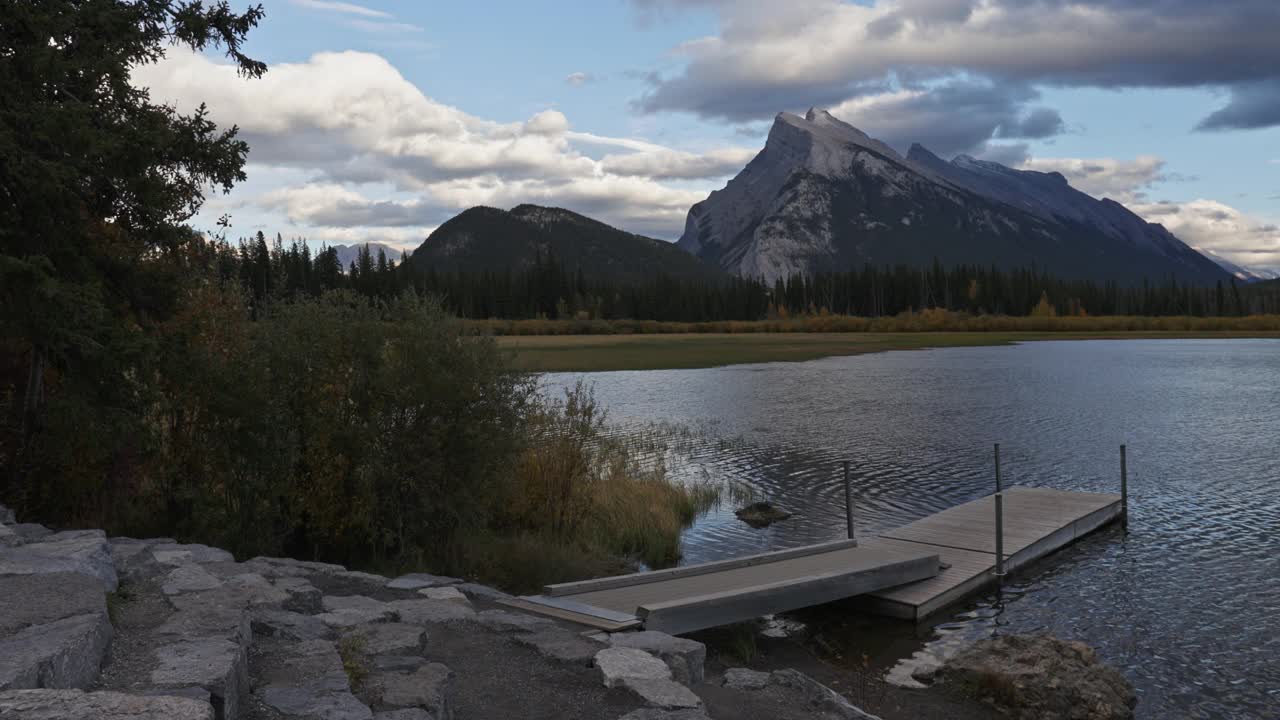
<box><xmin>0</xmin><ymin>503</ymin><xmax>885</xmax><ymax>720</ymax></box>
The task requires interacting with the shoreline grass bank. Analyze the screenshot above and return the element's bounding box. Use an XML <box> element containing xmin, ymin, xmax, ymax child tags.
<box><xmin>499</xmin><ymin>329</ymin><xmax>1280</xmax><ymax>371</ymax></box>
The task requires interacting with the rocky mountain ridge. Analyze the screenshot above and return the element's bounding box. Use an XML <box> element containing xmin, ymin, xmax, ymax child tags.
<box><xmin>677</xmin><ymin>108</ymin><xmax>1230</xmax><ymax>285</ymax></box>
<box><xmin>407</xmin><ymin>204</ymin><xmax>721</xmax><ymax>283</ymax></box>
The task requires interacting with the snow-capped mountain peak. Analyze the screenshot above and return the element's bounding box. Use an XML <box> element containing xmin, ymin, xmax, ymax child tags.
<box><xmin>676</xmin><ymin>108</ymin><xmax>1230</xmax><ymax>285</ymax></box>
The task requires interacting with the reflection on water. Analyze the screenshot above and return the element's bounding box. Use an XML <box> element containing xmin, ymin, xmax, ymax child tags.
<box><xmin>542</xmin><ymin>340</ymin><xmax>1280</xmax><ymax>720</ymax></box>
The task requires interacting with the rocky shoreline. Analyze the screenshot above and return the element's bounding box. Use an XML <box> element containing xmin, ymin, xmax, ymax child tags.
<box><xmin>0</xmin><ymin>504</ymin><xmax>892</xmax><ymax>720</ymax></box>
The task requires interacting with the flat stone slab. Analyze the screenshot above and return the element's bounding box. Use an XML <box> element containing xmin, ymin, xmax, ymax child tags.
<box><xmin>343</xmin><ymin>623</ymin><xmax>428</xmax><ymax>656</ymax></box>
<box><xmin>722</xmin><ymin>667</ymin><xmax>770</xmax><ymax>690</ymax></box>
<box><xmin>620</xmin><ymin>678</ymin><xmax>703</xmax><ymax>710</ymax></box>
<box><xmin>272</xmin><ymin>577</ymin><xmax>322</xmax><ymax>614</ymax></box>
<box><xmin>454</xmin><ymin>583</ymin><xmax>511</xmax><ymax>602</ymax></box>
<box><xmin>475</xmin><ymin>609</ymin><xmax>554</xmax><ymax>633</ymax></box>
<box><xmin>162</xmin><ymin>564</ymin><xmax>224</xmax><ymax>596</ymax></box>
<box><xmin>417</xmin><ymin>586</ymin><xmax>466</xmax><ymax>602</ymax></box>
<box><xmin>608</xmin><ymin>632</ymin><xmax>705</xmax><ymax>685</ymax></box>
<box><xmin>151</xmin><ymin>543</ymin><xmax>234</xmax><ymax>566</ymax></box>
<box><xmin>10</xmin><ymin>524</ymin><xmax>53</xmax><ymax>542</ymax></box>
<box><xmin>364</xmin><ymin>663</ymin><xmax>451</xmax><ymax>716</ymax></box>
<box><xmin>0</xmin><ymin>531</ymin><xmax>118</xmax><ymax>592</ymax></box>
<box><xmin>256</xmin><ymin>639</ymin><xmax>372</xmax><ymax>720</ymax></box>
<box><xmin>385</xmin><ymin>573</ymin><xmax>460</xmax><ymax>591</ymax></box>
<box><xmin>596</xmin><ymin>647</ymin><xmax>671</xmax><ymax>687</ymax></box>
<box><xmin>252</xmin><ymin>610</ymin><xmax>333</xmax><ymax>643</ymax></box>
<box><xmin>0</xmin><ymin>613</ymin><xmax>113</xmax><ymax>691</ymax></box>
<box><xmin>0</xmin><ymin>689</ymin><xmax>214</xmax><ymax>719</ymax></box>
<box><xmin>0</xmin><ymin>573</ymin><xmax>104</xmax><ymax>636</ymax></box>
<box><xmin>318</xmin><ymin>596</ymin><xmax>396</xmax><ymax>628</ymax></box>
<box><xmin>513</xmin><ymin>628</ymin><xmax>600</xmax><ymax>665</ymax></box>
<box><xmin>386</xmin><ymin>599</ymin><xmax>474</xmax><ymax>625</ymax></box>
<box><xmin>245</xmin><ymin>556</ymin><xmax>346</xmax><ymax>579</ymax></box>
<box><xmin>149</xmin><ymin>638</ymin><xmax>247</xmax><ymax>720</ymax></box>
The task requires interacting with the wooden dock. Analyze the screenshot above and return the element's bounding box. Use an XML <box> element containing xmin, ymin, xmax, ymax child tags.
<box><xmin>862</xmin><ymin>486</ymin><xmax>1122</xmax><ymax>620</ymax></box>
<box><xmin>507</xmin><ymin>486</ymin><xmax>1123</xmax><ymax>632</ymax></box>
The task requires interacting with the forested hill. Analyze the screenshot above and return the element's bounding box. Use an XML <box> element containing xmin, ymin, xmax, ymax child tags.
<box><xmin>404</xmin><ymin>204</ymin><xmax>722</xmax><ymax>283</ymax></box>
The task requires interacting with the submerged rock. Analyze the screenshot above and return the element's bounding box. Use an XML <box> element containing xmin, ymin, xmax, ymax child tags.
<box><xmin>733</xmin><ymin>502</ymin><xmax>792</xmax><ymax>528</ymax></box>
<box><xmin>940</xmin><ymin>634</ymin><xmax>1136</xmax><ymax>720</ymax></box>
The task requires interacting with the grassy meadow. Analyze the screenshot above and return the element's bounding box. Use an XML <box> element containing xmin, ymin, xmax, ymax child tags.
<box><xmin>496</xmin><ymin>321</ymin><xmax>1280</xmax><ymax>371</ymax></box>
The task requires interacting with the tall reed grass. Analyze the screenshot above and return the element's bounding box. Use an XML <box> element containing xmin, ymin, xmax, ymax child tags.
<box><xmin>462</xmin><ymin>383</ymin><xmax>720</xmax><ymax>592</ymax></box>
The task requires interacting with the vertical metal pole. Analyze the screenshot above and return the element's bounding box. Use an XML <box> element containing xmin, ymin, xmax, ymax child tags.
<box><xmin>995</xmin><ymin>492</ymin><xmax>1005</xmax><ymax>579</ymax></box>
<box><xmin>994</xmin><ymin>443</ymin><xmax>1002</xmax><ymax>494</ymax></box>
<box><xmin>843</xmin><ymin>461</ymin><xmax>855</xmax><ymax>543</ymax></box>
<box><xmin>1120</xmin><ymin>444</ymin><xmax>1129</xmax><ymax>534</ymax></box>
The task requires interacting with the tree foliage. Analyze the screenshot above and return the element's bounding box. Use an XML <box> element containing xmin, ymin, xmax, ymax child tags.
<box><xmin>1</xmin><ymin>0</ymin><xmax>267</xmax><ymax>504</ymax></box>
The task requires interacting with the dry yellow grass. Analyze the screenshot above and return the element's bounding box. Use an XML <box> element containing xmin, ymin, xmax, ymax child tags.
<box><xmin>497</xmin><ymin>329</ymin><xmax>1280</xmax><ymax>371</ymax></box>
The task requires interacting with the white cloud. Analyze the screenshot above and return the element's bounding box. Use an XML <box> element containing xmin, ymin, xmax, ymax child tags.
<box><xmin>601</xmin><ymin>147</ymin><xmax>757</xmax><ymax>180</ymax></box>
<box><xmin>1019</xmin><ymin>156</ymin><xmax>1169</xmax><ymax>203</ymax></box>
<box><xmin>565</xmin><ymin>72</ymin><xmax>594</xmax><ymax>87</ymax></box>
<box><xmin>290</xmin><ymin>0</ymin><xmax>391</xmax><ymax>19</ymax></box>
<box><xmin>133</xmin><ymin>50</ymin><xmax>753</xmax><ymax>242</ymax></box>
<box><xmin>1133</xmin><ymin>199</ymin><xmax>1280</xmax><ymax>270</ymax></box>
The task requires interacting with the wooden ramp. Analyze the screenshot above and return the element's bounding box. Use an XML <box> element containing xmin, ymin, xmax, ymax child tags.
<box><xmin>510</xmin><ymin>539</ymin><xmax>941</xmax><ymax>634</ymax></box>
<box><xmin>508</xmin><ymin>486</ymin><xmax>1122</xmax><ymax>632</ymax></box>
<box><xmin>862</xmin><ymin>486</ymin><xmax>1123</xmax><ymax>620</ymax></box>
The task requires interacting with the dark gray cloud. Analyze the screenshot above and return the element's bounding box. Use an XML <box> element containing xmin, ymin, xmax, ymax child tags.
<box><xmin>830</xmin><ymin>80</ymin><xmax>1061</xmax><ymax>158</ymax></box>
<box><xmin>977</xmin><ymin>143</ymin><xmax>1031</xmax><ymax>167</ymax></box>
<box><xmin>997</xmin><ymin>107</ymin><xmax>1065</xmax><ymax>139</ymax></box>
<box><xmin>1197</xmin><ymin>79</ymin><xmax>1280</xmax><ymax>131</ymax></box>
<box><xmin>632</xmin><ymin>0</ymin><xmax>1280</xmax><ymax>133</ymax></box>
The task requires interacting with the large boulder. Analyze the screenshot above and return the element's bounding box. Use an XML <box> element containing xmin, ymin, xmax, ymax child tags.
<box><xmin>150</xmin><ymin>543</ymin><xmax>234</xmax><ymax>567</ymax></box>
<box><xmin>317</xmin><ymin>596</ymin><xmax>397</xmax><ymax>629</ymax></box>
<box><xmin>608</xmin><ymin>631</ymin><xmax>706</xmax><ymax>685</ymax></box>
<box><xmin>0</xmin><ymin>530</ymin><xmax>117</xmax><ymax>591</ymax></box>
<box><xmin>386</xmin><ymin>599</ymin><xmax>473</xmax><ymax>626</ymax></box>
<box><xmin>363</xmin><ymin>662</ymin><xmax>452</xmax><ymax>718</ymax></box>
<box><xmin>595</xmin><ymin>647</ymin><xmax>702</xmax><ymax>710</ymax></box>
<box><xmin>255</xmin><ymin>638</ymin><xmax>372</xmax><ymax>720</ymax></box>
<box><xmin>939</xmin><ymin>634</ymin><xmax>1136</xmax><ymax>720</ymax></box>
<box><xmin>0</xmin><ymin>614</ymin><xmax>113</xmax><ymax>691</ymax></box>
<box><xmin>148</xmin><ymin>637</ymin><xmax>247</xmax><ymax>720</ymax></box>
<box><xmin>342</xmin><ymin>623</ymin><xmax>428</xmax><ymax>657</ymax></box>
<box><xmin>0</xmin><ymin>572</ymin><xmax>112</xmax><ymax>691</ymax></box>
<box><xmin>0</xmin><ymin>689</ymin><xmax>214</xmax><ymax>719</ymax></box>
<box><xmin>251</xmin><ymin>610</ymin><xmax>333</xmax><ymax>643</ymax></box>
<box><xmin>0</xmin><ymin>573</ymin><xmax>104</xmax><ymax>637</ymax></box>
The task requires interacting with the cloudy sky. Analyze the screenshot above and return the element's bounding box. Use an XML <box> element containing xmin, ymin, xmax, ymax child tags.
<box><xmin>135</xmin><ymin>0</ymin><xmax>1280</xmax><ymax>270</ymax></box>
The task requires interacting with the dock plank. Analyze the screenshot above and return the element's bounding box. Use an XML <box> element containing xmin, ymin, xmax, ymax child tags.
<box><xmin>866</xmin><ymin>487</ymin><xmax>1123</xmax><ymax>620</ymax></box>
<box><xmin>568</xmin><ymin>541</ymin><xmax>938</xmax><ymax>616</ymax></box>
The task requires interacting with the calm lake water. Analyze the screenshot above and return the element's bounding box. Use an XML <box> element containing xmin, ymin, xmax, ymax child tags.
<box><xmin>543</xmin><ymin>340</ymin><xmax>1280</xmax><ymax>720</ymax></box>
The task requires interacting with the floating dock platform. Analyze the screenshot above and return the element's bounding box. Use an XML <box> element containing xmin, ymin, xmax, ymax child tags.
<box><xmin>507</xmin><ymin>486</ymin><xmax>1123</xmax><ymax>632</ymax></box>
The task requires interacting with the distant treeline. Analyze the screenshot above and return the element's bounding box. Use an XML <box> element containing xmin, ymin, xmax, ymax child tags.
<box><xmin>210</xmin><ymin>232</ymin><xmax>1280</xmax><ymax>320</ymax></box>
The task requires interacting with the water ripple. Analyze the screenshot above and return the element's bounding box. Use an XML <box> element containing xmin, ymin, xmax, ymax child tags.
<box><xmin>542</xmin><ymin>340</ymin><xmax>1280</xmax><ymax>719</ymax></box>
